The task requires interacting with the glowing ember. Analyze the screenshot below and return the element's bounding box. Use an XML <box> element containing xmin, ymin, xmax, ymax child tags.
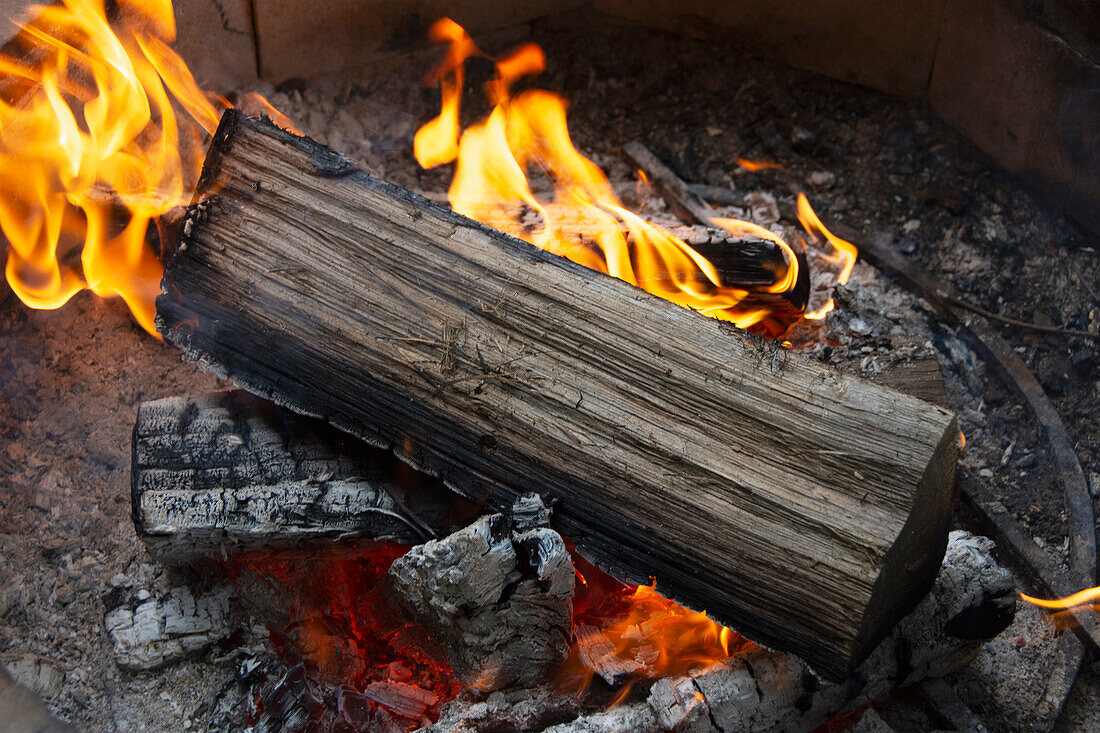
<box><xmin>560</xmin><ymin>549</ymin><xmax>753</xmax><ymax>698</ymax></box>
<box><xmin>227</xmin><ymin>538</ymin><xmax>749</xmax><ymax>725</ymax></box>
<box><xmin>415</xmin><ymin>18</ymin><xmax>853</xmax><ymax>334</ymax></box>
<box><xmin>0</xmin><ymin>0</ymin><xmax>286</xmax><ymax>334</ymax></box>
<box><xmin>224</xmin><ymin>542</ymin><xmax>462</xmax><ymax>727</ymax></box>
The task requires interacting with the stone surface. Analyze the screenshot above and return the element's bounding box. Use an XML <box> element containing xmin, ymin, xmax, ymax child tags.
<box><xmin>594</xmin><ymin>0</ymin><xmax>947</xmax><ymax>97</ymax></box>
<box><xmin>252</xmin><ymin>0</ymin><xmax>585</xmax><ymax>81</ymax></box>
<box><xmin>930</xmin><ymin>0</ymin><xmax>1100</xmax><ymax>236</ymax></box>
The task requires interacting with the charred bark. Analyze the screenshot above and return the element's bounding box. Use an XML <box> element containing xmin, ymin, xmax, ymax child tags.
<box><xmin>132</xmin><ymin>391</ymin><xmax>475</xmax><ymax>563</ymax></box>
<box><xmin>426</xmin><ymin>532</ymin><xmax>1015</xmax><ymax>733</ymax></box>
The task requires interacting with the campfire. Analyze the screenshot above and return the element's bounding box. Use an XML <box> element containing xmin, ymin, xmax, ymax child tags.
<box><xmin>1</xmin><ymin>2</ymin><xmax>1098</xmax><ymax>732</ymax></box>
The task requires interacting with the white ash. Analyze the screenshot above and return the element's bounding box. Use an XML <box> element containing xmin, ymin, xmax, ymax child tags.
<box><xmin>103</xmin><ymin>584</ymin><xmax>238</xmax><ymax>672</ymax></box>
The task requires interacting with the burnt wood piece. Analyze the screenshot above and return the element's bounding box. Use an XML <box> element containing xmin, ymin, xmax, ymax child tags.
<box><xmin>621</xmin><ymin>140</ymin><xmax>717</xmax><ymax>226</ymax></box>
<box><xmin>621</xmin><ymin>140</ymin><xmax>811</xmax><ymax>323</ymax></box>
<box><xmin>156</xmin><ymin>110</ymin><xmax>959</xmax><ymax>681</ymax></box>
<box><xmin>426</xmin><ymin>532</ymin><xmax>1015</xmax><ymax>733</ymax></box>
<box><xmin>132</xmin><ymin>392</ymin><xmax>474</xmax><ymax>564</ymax></box>
<box><xmin>380</xmin><ymin>495</ymin><xmax>574</xmax><ymax>692</ymax></box>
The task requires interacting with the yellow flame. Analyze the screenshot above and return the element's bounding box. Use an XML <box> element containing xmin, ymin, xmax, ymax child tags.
<box><xmin>415</xmin><ymin>19</ymin><xmax>815</xmax><ymax>332</ymax></box>
<box><xmin>1021</xmin><ymin>587</ymin><xmax>1100</xmax><ymax>610</ymax></box>
<box><xmin>0</xmin><ymin>0</ymin><xmax>285</xmax><ymax>334</ymax></box>
<box><xmin>797</xmin><ymin>193</ymin><xmax>858</xmax><ymax>320</ymax></box>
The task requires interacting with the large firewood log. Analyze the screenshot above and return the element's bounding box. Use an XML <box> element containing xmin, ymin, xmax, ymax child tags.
<box><xmin>155</xmin><ymin>111</ymin><xmax>958</xmax><ymax>680</ymax></box>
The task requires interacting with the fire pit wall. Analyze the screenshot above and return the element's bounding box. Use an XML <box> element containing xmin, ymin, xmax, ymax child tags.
<box><xmin>3</xmin><ymin>0</ymin><xmax>1093</xmax><ymax>234</ymax></box>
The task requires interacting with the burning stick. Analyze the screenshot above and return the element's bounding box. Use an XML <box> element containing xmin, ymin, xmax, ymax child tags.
<box><xmin>157</xmin><ymin>111</ymin><xmax>958</xmax><ymax>680</ymax></box>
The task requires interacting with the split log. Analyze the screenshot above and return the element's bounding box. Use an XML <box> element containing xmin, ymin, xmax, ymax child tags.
<box><xmin>426</xmin><ymin>531</ymin><xmax>1016</xmax><ymax>733</ymax></box>
<box><xmin>156</xmin><ymin>111</ymin><xmax>959</xmax><ymax>680</ymax></box>
<box><xmin>132</xmin><ymin>391</ymin><xmax>474</xmax><ymax>564</ymax></box>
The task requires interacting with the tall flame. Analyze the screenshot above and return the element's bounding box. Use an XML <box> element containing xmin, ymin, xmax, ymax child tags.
<box><xmin>0</xmin><ymin>0</ymin><xmax>232</xmax><ymax>334</ymax></box>
<box><xmin>413</xmin><ymin>19</ymin><xmax>840</xmax><ymax>332</ymax></box>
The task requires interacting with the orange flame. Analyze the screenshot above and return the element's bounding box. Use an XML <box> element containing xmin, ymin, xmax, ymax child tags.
<box><xmin>735</xmin><ymin>156</ymin><xmax>786</xmax><ymax>173</ymax></box>
<box><xmin>0</xmin><ymin>0</ymin><xmax>272</xmax><ymax>334</ymax></box>
<box><xmin>414</xmin><ymin>19</ymin><xmax>822</xmax><ymax>331</ymax></box>
<box><xmin>1021</xmin><ymin>586</ymin><xmax>1100</xmax><ymax>610</ymax></box>
<box><xmin>559</xmin><ymin>580</ymin><xmax>757</xmax><ymax>698</ymax></box>
<box><xmin>797</xmin><ymin>193</ymin><xmax>859</xmax><ymax>320</ymax></box>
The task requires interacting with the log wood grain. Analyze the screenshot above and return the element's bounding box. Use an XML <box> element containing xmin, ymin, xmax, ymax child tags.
<box><xmin>156</xmin><ymin>111</ymin><xmax>958</xmax><ymax>680</ymax></box>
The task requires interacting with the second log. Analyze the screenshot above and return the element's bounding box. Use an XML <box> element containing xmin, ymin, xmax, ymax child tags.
<box><xmin>157</xmin><ymin>111</ymin><xmax>958</xmax><ymax>681</ymax></box>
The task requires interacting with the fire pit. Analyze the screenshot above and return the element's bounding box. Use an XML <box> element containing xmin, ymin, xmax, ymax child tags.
<box><xmin>0</xmin><ymin>2</ymin><xmax>1097</xmax><ymax>732</ymax></box>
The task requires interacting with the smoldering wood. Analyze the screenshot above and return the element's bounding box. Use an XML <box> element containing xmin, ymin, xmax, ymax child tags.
<box><xmin>132</xmin><ymin>392</ymin><xmax>474</xmax><ymax>564</ymax></box>
<box><xmin>379</xmin><ymin>495</ymin><xmax>574</xmax><ymax>692</ymax></box>
<box><xmin>156</xmin><ymin>110</ymin><xmax>959</xmax><ymax>680</ymax></box>
<box><xmin>425</xmin><ymin>531</ymin><xmax>1015</xmax><ymax>733</ymax></box>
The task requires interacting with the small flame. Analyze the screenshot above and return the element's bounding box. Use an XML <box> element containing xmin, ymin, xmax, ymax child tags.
<box><xmin>414</xmin><ymin>19</ymin><xmax>824</xmax><ymax>332</ymax></box>
<box><xmin>736</xmin><ymin>156</ymin><xmax>786</xmax><ymax>173</ymax></box>
<box><xmin>0</xmin><ymin>0</ymin><xmax>285</xmax><ymax>334</ymax></box>
<box><xmin>797</xmin><ymin>193</ymin><xmax>858</xmax><ymax>320</ymax></box>
<box><xmin>560</xmin><ymin>549</ymin><xmax>755</xmax><ymax>699</ymax></box>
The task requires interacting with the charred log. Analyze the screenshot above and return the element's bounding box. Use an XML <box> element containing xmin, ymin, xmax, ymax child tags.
<box><xmin>132</xmin><ymin>391</ymin><xmax>475</xmax><ymax>564</ymax></box>
<box><xmin>622</xmin><ymin>139</ymin><xmax>811</xmax><ymax>321</ymax></box>
<box><xmin>156</xmin><ymin>111</ymin><xmax>959</xmax><ymax>680</ymax></box>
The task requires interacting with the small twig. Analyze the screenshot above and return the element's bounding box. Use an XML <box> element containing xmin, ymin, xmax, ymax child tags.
<box><xmin>621</xmin><ymin>140</ymin><xmax>716</xmax><ymax>226</ymax></box>
<box><xmin>944</xmin><ymin>294</ymin><xmax>1098</xmax><ymax>340</ymax></box>
<box><xmin>687</xmin><ymin>183</ymin><xmax>745</xmax><ymax>207</ymax></box>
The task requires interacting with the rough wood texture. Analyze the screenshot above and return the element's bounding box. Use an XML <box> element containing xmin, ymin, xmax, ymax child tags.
<box><xmin>133</xmin><ymin>392</ymin><xmax>473</xmax><ymax>563</ymax></box>
<box><xmin>157</xmin><ymin>111</ymin><xmax>959</xmax><ymax>680</ymax></box>
<box><xmin>380</xmin><ymin>495</ymin><xmax>574</xmax><ymax>692</ymax></box>
<box><xmin>427</xmin><ymin>532</ymin><xmax>1015</xmax><ymax>733</ymax></box>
